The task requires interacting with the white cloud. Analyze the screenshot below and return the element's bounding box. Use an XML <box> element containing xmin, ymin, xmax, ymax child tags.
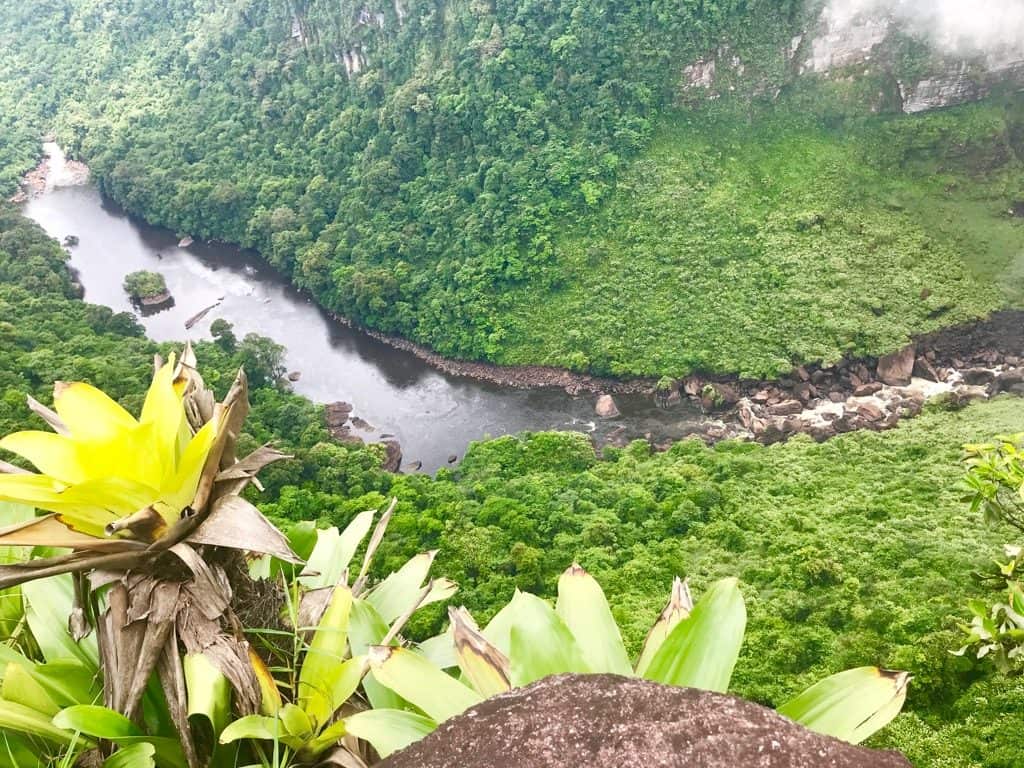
<box><xmin>824</xmin><ymin>0</ymin><xmax>1024</xmax><ymax>61</ymax></box>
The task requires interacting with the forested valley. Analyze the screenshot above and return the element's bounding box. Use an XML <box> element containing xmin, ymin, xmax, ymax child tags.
<box><xmin>0</xmin><ymin>0</ymin><xmax>1023</xmax><ymax>766</ymax></box>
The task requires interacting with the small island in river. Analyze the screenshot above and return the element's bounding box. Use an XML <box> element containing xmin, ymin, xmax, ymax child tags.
<box><xmin>123</xmin><ymin>269</ymin><xmax>173</xmax><ymax>310</ymax></box>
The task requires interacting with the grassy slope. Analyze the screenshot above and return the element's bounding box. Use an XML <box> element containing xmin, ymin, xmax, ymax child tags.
<box><xmin>500</xmin><ymin>100</ymin><xmax>1024</xmax><ymax>378</ymax></box>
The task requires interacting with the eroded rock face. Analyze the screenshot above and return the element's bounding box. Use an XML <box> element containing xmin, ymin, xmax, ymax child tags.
<box><xmin>380</xmin><ymin>674</ymin><xmax>911</xmax><ymax>768</ymax></box>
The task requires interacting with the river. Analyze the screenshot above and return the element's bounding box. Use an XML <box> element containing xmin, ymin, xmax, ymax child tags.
<box><xmin>21</xmin><ymin>144</ymin><xmax>707</xmax><ymax>472</ymax></box>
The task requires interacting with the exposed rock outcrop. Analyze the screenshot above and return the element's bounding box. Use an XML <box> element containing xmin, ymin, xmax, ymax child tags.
<box><xmin>876</xmin><ymin>345</ymin><xmax>915</xmax><ymax>386</ymax></box>
<box><xmin>381</xmin><ymin>439</ymin><xmax>402</xmax><ymax>472</ymax></box>
<box><xmin>679</xmin><ymin>3</ymin><xmax>1024</xmax><ymax>115</ymax></box>
<box><xmin>380</xmin><ymin>674</ymin><xmax>911</xmax><ymax>768</ymax></box>
<box><xmin>595</xmin><ymin>394</ymin><xmax>621</xmax><ymax>418</ymax></box>
<box><xmin>647</xmin><ymin>311</ymin><xmax>1024</xmax><ymax>452</ymax></box>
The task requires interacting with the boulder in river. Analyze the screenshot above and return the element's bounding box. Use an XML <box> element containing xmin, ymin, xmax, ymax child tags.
<box><xmin>63</xmin><ymin>234</ymin><xmax>79</xmax><ymax>247</ymax></box>
<box><xmin>380</xmin><ymin>439</ymin><xmax>402</xmax><ymax>472</ymax></box>
<box><xmin>287</xmin><ymin>371</ymin><xmax>302</xmax><ymax>382</ymax></box>
<box><xmin>324</xmin><ymin>401</ymin><xmax>353</xmax><ymax>436</ymax></box>
<box><xmin>767</xmin><ymin>399</ymin><xmax>803</xmax><ymax>416</ymax></box>
<box><xmin>178</xmin><ymin>236</ymin><xmax>194</xmax><ymax>247</ymax></box>
<box><xmin>379</xmin><ymin>674</ymin><xmax>911</xmax><ymax>768</ymax></box>
<box><xmin>594</xmin><ymin>394</ymin><xmax>621</xmax><ymax>418</ymax></box>
<box><xmin>877</xmin><ymin>344</ymin><xmax>915</xmax><ymax>386</ymax></box>
<box><xmin>853</xmin><ymin>382</ymin><xmax>883</xmax><ymax>397</ymax></box>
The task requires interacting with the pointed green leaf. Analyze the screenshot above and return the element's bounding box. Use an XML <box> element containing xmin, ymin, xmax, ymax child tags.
<box><xmin>555</xmin><ymin>564</ymin><xmax>632</xmax><ymax>676</ymax></box>
<box><xmin>777</xmin><ymin>667</ymin><xmax>910</xmax><ymax>744</ymax></box>
<box><xmin>1</xmin><ymin>663</ymin><xmax>59</xmax><ymax>715</ymax></box>
<box><xmin>418</xmin><ymin>628</ymin><xmax>457</xmax><ymax>670</ymax></box>
<box><xmin>53</xmin><ymin>705</ymin><xmax>142</xmax><ymax>739</ymax></box>
<box><xmin>642</xmin><ymin>577</ymin><xmax>745</xmax><ymax>693</ymax></box>
<box><xmin>30</xmin><ymin>659</ymin><xmax>101</xmax><ymax>708</ymax></box>
<box><xmin>0</xmin><ymin>700</ymin><xmax>81</xmax><ymax>745</ymax></box>
<box><xmin>298</xmin><ymin>585</ymin><xmax>353</xmax><ymax>726</ymax></box>
<box><xmin>343</xmin><ymin>709</ymin><xmax>437</xmax><ymax>758</ymax></box>
<box><xmin>365</xmin><ymin>551</ymin><xmax>437</xmax><ymax>624</ymax></box>
<box><xmin>349</xmin><ymin>598</ymin><xmax>404</xmax><ymax>710</ymax></box>
<box><xmin>504</xmin><ymin>592</ymin><xmax>590</xmax><ymax>686</ymax></box>
<box><xmin>279</xmin><ymin>703</ymin><xmax>314</xmax><ymax>741</ymax></box>
<box><xmin>635</xmin><ymin>577</ymin><xmax>693</xmax><ymax>676</ymax></box>
<box><xmin>299</xmin><ymin>512</ymin><xmax>374</xmax><ymax>589</ymax></box>
<box><xmin>367</xmin><ymin>646</ymin><xmax>481</xmax><ymax>722</ymax></box>
<box><xmin>219</xmin><ymin>714</ymin><xmax>282</xmax><ymax>743</ymax></box>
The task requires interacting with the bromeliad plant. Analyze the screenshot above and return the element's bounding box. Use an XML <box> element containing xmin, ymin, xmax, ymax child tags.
<box><xmin>367</xmin><ymin>566</ymin><xmax>910</xmax><ymax>746</ymax></box>
<box><xmin>219</xmin><ymin>504</ymin><xmax>457</xmax><ymax>766</ymax></box>
<box><xmin>0</xmin><ymin>346</ymin><xmax>297</xmax><ymax>767</ymax></box>
<box><xmin>955</xmin><ymin>434</ymin><xmax>1024</xmax><ymax>671</ymax></box>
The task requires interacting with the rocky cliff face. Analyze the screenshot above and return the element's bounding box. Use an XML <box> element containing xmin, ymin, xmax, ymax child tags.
<box><xmin>681</xmin><ymin>2</ymin><xmax>1024</xmax><ymax>115</ymax></box>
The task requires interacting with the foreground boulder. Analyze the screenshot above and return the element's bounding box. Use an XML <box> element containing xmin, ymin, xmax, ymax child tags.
<box><xmin>379</xmin><ymin>674</ymin><xmax>911</xmax><ymax>768</ymax></box>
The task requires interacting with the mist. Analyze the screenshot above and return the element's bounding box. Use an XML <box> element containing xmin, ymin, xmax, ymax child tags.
<box><xmin>824</xmin><ymin>0</ymin><xmax>1024</xmax><ymax>62</ymax></box>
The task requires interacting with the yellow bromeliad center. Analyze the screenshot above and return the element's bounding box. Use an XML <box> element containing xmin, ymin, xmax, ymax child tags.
<box><xmin>0</xmin><ymin>355</ymin><xmax>219</xmax><ymax>538</ymax></box>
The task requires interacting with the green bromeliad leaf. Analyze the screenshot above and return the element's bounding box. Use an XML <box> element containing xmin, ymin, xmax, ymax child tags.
<box><xmin>367</xmin><ymin>646</ymin><xmax>481</xmax><ymax>722</ymax></box>
<box><xmin>642</xmin><ymin>577</ymin><xmax>746</xmax><ymax>693</ymax></box>
<box><xmin>507</xmin><ymin>592</ymin><xmax>590</xmax><ymax>686</ymax></box>
<box><xmin>298</xmin><ymin>585</ymin><xmax>353</xmax><ymax>726</ymax></box>
<box><xmin>102</xmin><ymin>743</ymin><xmax>156</xmax><ymax>768</ymax></box>
<box><xmin>343</xmin><ymin>709</ymin><xmax>437</xmax><ymax>758</ymax></box>
<box><xmin>777</xmin><ymin>666</ymin><xmax>910</xmax><ymax>744</ymax></box>
<box><xmin>1</xmin><ymin>700</ymin><xmax>82</xmax><ymax>745</ymax></box>
<box><xmin>298</xmin><ymin>511</ymin><xmax>374</xmax><ymax>589</ymax></box>
<box><xmin>479</xmin><ymin>590</ymin><xmax>589</xmax><ymax>686</ymax></box>
<box><xmin>555</xmin><ymin>564</ymin><xmax>632</xmax><ymax>676</ymax></box>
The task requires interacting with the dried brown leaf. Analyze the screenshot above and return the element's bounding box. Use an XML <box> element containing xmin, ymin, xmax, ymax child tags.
<box><xmin>186</xmin><ymin>496</ymin><xmax>300</xmax><ymax>563</ymax></box>
<box><xmin>27</xmin><ymin>395</ymin><xmax>70</xmax><ymax>436</ymax></box>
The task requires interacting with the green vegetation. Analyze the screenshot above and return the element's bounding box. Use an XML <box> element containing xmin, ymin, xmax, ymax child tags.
<box><xmin>956</xmin><ymin>434</ymin><xmax>1024</xmax><ymax>672</ymax></box>
<box><xmin>0</xmin><ymin>352</ymin><xmax>916</xmax><ymax>767</ymax></box>
<box><xmin>2</xmin><ymin>2</ymin><xmax>1019</xmax><ymax>378</ymax></box>
<box><xmin>0</xmin><ymin>359</ymin><xmax>907</xmax><ymax>766</ymax></box>
<box><xmin>122</xmin><ymin>269</ymin><xmax>168</xmax><ymax>301</ymax></box>
<box><xmin>501</xmin><ymin>100</ymin><xmax>1024</xmax><ymax>377</ymax></box>
<box><xmin>369</xmin><ymin>569</ymin><xmax>908</xmax><ymax>745</ymax></box>
<box><xmin>1</xmin><ymin>3</ymin><xmax>1024</xmax><ymax>764</ymax></box>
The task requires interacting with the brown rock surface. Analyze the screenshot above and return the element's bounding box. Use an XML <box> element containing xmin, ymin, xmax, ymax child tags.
<box><xmin>877</xmin><ymin>345</ymin><xmax>916</xmax><ymax>386</ymax></box>
<box><xmin>380</xmin><ymin>439</ymin><xmax>402</xmax><ymax>472</ymax></box>
<box><xmin>595</xmin><ymin>394</ymin><xmax>621</xmax><ymax>418</ymax></box>
<box><xmin>380</xmin><ymin>674</ymin><xmax>911</xmax><ymax>768</ymax></box>
<box><xmin>768</xmin><ymin>399</ymin><xmax>803</xmax><ymax>416</ymax></box>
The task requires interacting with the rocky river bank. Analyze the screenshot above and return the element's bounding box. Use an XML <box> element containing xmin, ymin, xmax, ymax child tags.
<box><xmin>598</xmin><ymin>310</ymin><xmax>1024</xmax><ymax>451</ymax></box>
<box><xmin>322</xmin><ymin>310</ymin><xmax>1024</xmax><ymax>471</ymax></box>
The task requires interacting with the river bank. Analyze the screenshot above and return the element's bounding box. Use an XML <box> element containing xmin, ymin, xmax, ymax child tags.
<box><xmin>334</xmin><ymin>300</ymin><xmax>1024</xmax><ymax>451</ymax></box>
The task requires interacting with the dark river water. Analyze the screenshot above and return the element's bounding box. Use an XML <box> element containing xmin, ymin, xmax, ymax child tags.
<box><xmin>22</xmin><ymin>144</ymin><xmax>707</xmax><ymax>472</ymax></box>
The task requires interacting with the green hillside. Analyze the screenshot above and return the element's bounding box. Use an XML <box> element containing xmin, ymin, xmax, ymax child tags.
<box><xmin>3</xmin><ymin>1</ymin><xmax>1019</xmax><ymax>377</ymax></box>
<box><xmin>501</xmin><ymin>99</ymin><xmax>1024</xmax><ymax>377</ymax></box>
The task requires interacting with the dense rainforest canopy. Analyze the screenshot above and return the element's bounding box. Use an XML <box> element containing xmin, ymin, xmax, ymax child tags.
<box><xmin>1</xmin><ymin>0</ymin><xmax>1020</xmax><ymax>377</ymax></box>
<box><xmin>1</xmin><ymin>0</ymin><xmax>1024</xmax><ymax>765</ymax></box>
